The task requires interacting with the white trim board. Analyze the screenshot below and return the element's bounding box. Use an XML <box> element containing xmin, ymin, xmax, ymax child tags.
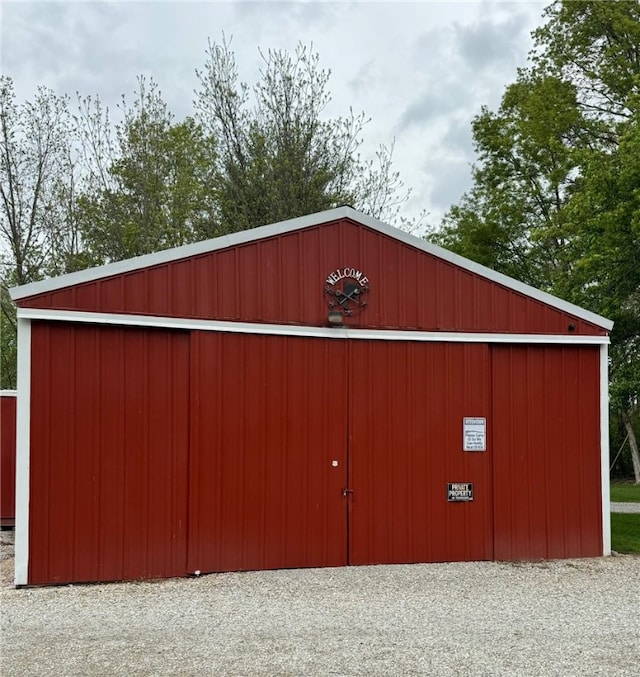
<box><xmin>18</xmin><ymin>308</ymin><xmax>610</xmax><ymax>345</ymax></box>
<box><xmin>14</xmin><ymin>318</ymin><xmax>31</xmax><ymax>586</ymax></box>
<box><xmin>600</xmin><ymin>344</ymin><xmax>611</xmax><ymax>556</ymax></box>
<box><xmin>0</xmin><ymin>390</ymin><xmax>17</xmax><ymax>397</ymax></box>
<box><xmin>10</xmin><ymin>206</ymin><xmax>613</xmax><ymax>331</ymax></box>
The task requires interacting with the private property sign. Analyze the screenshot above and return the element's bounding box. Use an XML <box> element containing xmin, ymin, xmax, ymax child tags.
<box><xmin>448</xmin><ymin>483</ymin><xmax>474</xmax><ymax>502</ymax></box>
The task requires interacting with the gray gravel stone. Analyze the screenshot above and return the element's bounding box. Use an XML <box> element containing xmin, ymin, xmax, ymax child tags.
<box><xmin>2</xmin><ymin>552</ymin><xmax>639</xmax><ymax>676</ymax></box>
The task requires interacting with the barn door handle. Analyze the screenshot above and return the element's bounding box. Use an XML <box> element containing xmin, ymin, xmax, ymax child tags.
<box><xmin>342</xmin><ymin>488</ymin><xmax>354</xmax><ymax>497</ymax></box>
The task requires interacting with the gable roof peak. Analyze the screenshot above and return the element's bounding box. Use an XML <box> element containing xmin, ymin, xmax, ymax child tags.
<box><xmin>9</xmin><ymin>206</ymin><xmax>612</xmax><ymax>331</ymax></box>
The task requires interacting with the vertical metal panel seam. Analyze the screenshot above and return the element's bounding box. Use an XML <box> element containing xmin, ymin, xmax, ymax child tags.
<box><xmin>544</xmin><ymin>347</ymin><xmax>554</xmax><ymax>558</ymax></box>
<box><xmin>259</xmin><ymin>334</ymin><xmax>267</xmax><ymax>568</ymax></box>
<box><xmin>93</xmin><ymin>327</ymin><xmax>102</xmax><ymax>579</ymax></box>
<box><xmin>488</xmin><ymin>344</ymin><xmax>495</xmax><ymax>561</ymax></box>
<box><xmin>44</xmin><ymin>325</ymin><xmax>53</xmax><ymax>579</ymax></box>
<box><xmin>69</xmin><ymin>328</ymin><xmax>77</xmax><ymax>578</ymax></box>
<box><xmin>186</xmin><ymin>330</ymin><xmax>199</xmax><ymax>572</ymax></box>
<box><xmin>304</xmin><ymin>338</ymin><xmax>312</xmax><ymax>563</ymax></box>
<box><xmin>574</xmin><ymin>348</ymin><xmax>585</xmax><ymax>555</ymax></box>
<box><xmin>93</xmin><ymin>327</ymin><xmax>103</xmax><ymax>577</ymax></box>
<box><xmin>240</xmin><ymin>335</ymin><xmax>248</xmax><ymax>566</ymax></box>
<box><xmin>297</xmin><ymin>232</ymin><xmax>304</xmax><ymax>321</ymax></box>
<box><xmin>214</xmin><ymin>334</ymin><xmax>224</xmax><ymax>567</ymax></box>
<box><xmin>117</xmin><ymin>328</ymin><xmax>127</xmax><ymax>577</ymax></box>
<box><xmin>168</xmin><ymin>333</ymin><xmax>175</xmax><ymax>573</ymax></box>
<box><xmin>182</xmin><ymin>330</ymin><xmax>191</xmax><ymax>574</ymax></box>
<box><xmin>345</xmin><ymin>339</ymin><xmax>352</xmax><ymax>564</ymax></box>
<box><xmin>143</xmin><ymin>331</ymin><xmax>151</xmax><ymax>575</ymax></box>
<box><xmin>525</xmin><ymin>347</ymin><xmax>535</xmax><ymax>556</ymax></box>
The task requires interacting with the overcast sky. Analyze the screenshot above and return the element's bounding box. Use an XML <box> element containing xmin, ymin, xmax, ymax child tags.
<box><xmin>1</xmin><ymin>0</ymin><xmax>548</xmax><ymax>228</ymax></box>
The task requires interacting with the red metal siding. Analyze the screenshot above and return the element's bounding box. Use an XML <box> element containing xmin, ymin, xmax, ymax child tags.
<box><xmin>19</xmin><ymin>219</ymin><xmax>605</xmax><ymax>336</ymax></box>
<box><xmin>23</xmin><ymin>324</ymin><xmax>605</xmax><ymax>583</ymax></box>
<box><xmin>348</xmin><ymin>342</ymin><xmax>493</xmax><ymax>565</ymax></box>
<box><xmin>492</xmin><ymin>345</ymin><xmax>602</xmax><ymax>559</ymax></box>
<box><xmin>1</xmin><ymin>394</ymin><xmax>17</xmax><ymax>526</ymax></box>
<box><xmin>188</xmin><ymin>332</ymin><xmax>348</xmax><ymax>573</ymax></box>
<box><xmin>28</xmin><ymin>322</ymin><xmax>190</xmax><ymax>585</ymax></box>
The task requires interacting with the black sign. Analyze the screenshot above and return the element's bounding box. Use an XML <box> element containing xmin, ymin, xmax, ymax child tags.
<box><xmin>447</xmin><ymin>483</ymin><xmax>473</xmax><ymax>502</ymax></box>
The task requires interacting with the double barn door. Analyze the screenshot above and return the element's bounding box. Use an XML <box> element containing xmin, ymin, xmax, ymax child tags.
<box><xmin>188</xmin><ymin>333</ymin><xmax>493</xmax><ymax>574</ymax></box>
<box><xmin>28</xmin><ymin>323</ymin><xmax>601</xmax><ymax>586</ymax></box>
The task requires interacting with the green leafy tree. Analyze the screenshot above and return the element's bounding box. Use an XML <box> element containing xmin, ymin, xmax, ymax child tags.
<box><xmin>436</xmin><ymin>73</ymin><xmax>585</xmax><ymax>288</ymax></box>
<box><xmin>194</xmin><ymin>39</ymin><xmax>410</xmax><ymax>234</ymax></box>
<box><xmin>0</xmin><ymin>77</ymin><xmax>81</xmax><ymax>284</ymax></box>
<box><xmin>435</xmin><ymin>0</ymin><xmax>640</xmax><ymax>480</ymax></box>
<box><xmin>533</xmin><ymin>0</ymin><xmax>640</xmax><ymax>125</ymax></box>
<box><xmin>78</xmin><ymin>77</ymin><xmax>218</xmax><ymax>263</ymax></box>
<box><xmin>0</xmin><ymin>287</ymin><xmax>17</xmax><ymax>389</ymax></box>
<box><xmin>535</xmin><ymin>0</ymin><xmax>640</xmax><ymax>481</ymax></box>
<box><xmin>564</xmin><ymin>113</ymin><xmax>640</xmax><ymax>480</ymax></box>
<box><xmin>0</xmin><ymin>76</ymin><xmax>82</xmax><ymax>387</ymax></box>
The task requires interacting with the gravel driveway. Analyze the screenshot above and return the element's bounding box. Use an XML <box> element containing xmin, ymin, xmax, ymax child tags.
<box><xmin>2</xmin><ymin>534</ymin><xmax>639</xmax><ymax>677</ymax></box>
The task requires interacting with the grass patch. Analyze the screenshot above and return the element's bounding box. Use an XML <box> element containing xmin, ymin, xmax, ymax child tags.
<box><xmin>611</xmin><ymin>513</ymin><xmax>640</xmax><ymax>553</ymax></box>
<box><xmin>610</xmin><ymin>482</ymin><xmax>640</xmax><ymax>503</ymax></box>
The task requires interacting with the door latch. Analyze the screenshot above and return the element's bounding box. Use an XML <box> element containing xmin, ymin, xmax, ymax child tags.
<box><xmin>342</xmin><ymin>488</ymin><xmax>354</xmax><ymax>497</ymax></box>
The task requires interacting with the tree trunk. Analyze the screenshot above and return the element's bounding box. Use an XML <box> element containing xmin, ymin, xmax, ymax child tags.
<box><xmin>622</xmin><ymin>409</ymin><xmax>640</xmax><ymax>484</ymax></box>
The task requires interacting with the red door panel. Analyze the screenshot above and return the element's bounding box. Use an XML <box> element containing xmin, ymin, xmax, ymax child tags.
<box><xmin>29</xmin><ymin>323</ymin><xmax>190</xmax><ymax>585</ymax></box>
<box><xmin>188</xmin><ymin>332</ymin><xmax>348</xmax><ymax>573</ymax></box>
<box><xmin>492</xmin><ymin>345</ymin><xmax>602</xmax><ymax>560</ymax></box>
<box><xmin>348</xmin><ymin>341</ymin><xmax>493</xmax><ymax>565</ymax></box>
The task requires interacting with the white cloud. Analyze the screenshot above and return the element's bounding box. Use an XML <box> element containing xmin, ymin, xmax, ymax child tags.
<box><xmin>1</xmin><ymin>0</ymin><xmax>547</xmax><ymax>226</ymax></box>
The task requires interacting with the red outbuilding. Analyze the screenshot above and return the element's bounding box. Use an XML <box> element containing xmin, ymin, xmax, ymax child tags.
<box><xmin>10</xmin><ymin>207</ymin><xmax>612</xmax><ymax>586</ymax></box>
<box><xmin>1</xmin><ymin>391</ymin><xmax>17</xmax><ymax>527</ymax></box>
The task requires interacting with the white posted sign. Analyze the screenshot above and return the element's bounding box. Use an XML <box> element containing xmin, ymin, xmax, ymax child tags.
<box><xmin>463</xmin><ymin>417</ymin><xmax>486</xmax><ymax>451</ymax></box>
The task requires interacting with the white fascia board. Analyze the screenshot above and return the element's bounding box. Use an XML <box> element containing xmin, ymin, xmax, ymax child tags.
<box><xmin>600</xmin><ymin>344</ymin><xmax>611</xmax><ymax>556</ymax></box>
<box><xmin>9</xmin><ymin>205</ymin><xmax>613</xmax><ymax>331</ymax></box>
<box><xmin>17</xmin><ymin>308</ymin><xmax>610</xmax><ymax>345</ymax></box>
<box><xmin>0</xmin><ymin>390</ymin><xmax>17</xmax><ymax>396</ymax></box>
<box><xmin>14</xmin><ymin>318</ymin><xmax>31</xmax><ymax>586</ymax></box>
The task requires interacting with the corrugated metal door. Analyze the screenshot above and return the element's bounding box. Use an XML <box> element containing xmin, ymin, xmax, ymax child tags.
<box><xmin>29</xmin><ymin>322</ymin><xmax>190</xmax><ymax>585</ymax></box>
<box><xmin>348</xmin><ymin>342</ymin><xmax>493</xmax><ymax>565</ymax></box>
<box><xmin>188</xmin><ymin>332</ymin><xmax>348</xmax><ymax>573</ymax></box>
<box><xmin>492</xmin><ymin>345</ymin><xmax>602</xmax><ymax>559</ymax></box>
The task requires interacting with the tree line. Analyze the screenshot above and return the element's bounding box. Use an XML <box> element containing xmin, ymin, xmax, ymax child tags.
<box><xmin>433</xmin><ymin>0</ymin><xmax>640</xmax><ymax>479</ymax></box>
<box><xmin>0</xmin><ymin>39</ymin><xmax>413</xmax><ymax>388</ymax></box>
<box><xmin>1</xmin><ymin>2</ymin><xmax>639</xmax><ymax>478</ymax></box>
